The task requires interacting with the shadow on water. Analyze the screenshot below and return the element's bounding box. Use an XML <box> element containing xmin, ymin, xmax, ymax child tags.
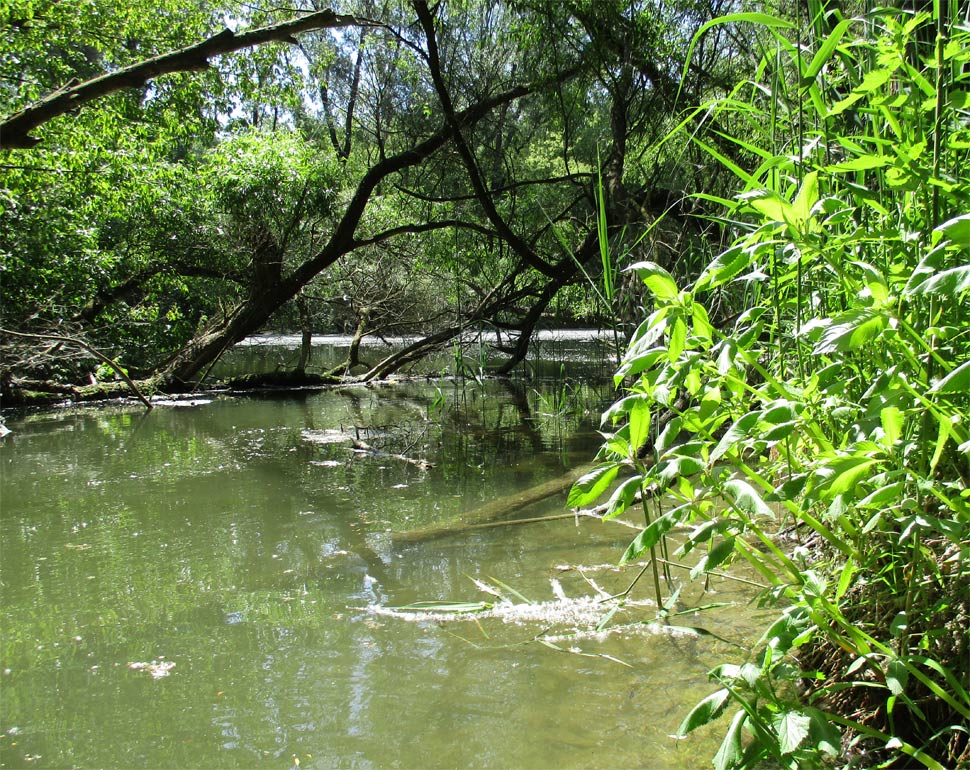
<box><xmin>0</xmin><ymin>367</ymin><xmax>771</xmax><ymax>769</ymax></box>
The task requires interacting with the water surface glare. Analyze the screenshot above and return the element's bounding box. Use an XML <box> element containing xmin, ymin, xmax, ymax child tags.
<box><xmin>0</xmin><ymin>380</ymin><xmax>768</xmax><ymax>769</ymax></box>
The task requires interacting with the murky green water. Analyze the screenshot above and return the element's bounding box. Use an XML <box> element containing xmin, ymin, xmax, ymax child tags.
<box><xmin>1</xmin><ymin>377</ymin><xmax>770</xmax><ymax>769</ymax></box>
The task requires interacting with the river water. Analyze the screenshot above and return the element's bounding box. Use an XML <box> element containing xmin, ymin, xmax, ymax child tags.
<box><xmin>0</xmin><ymin>361</ymin><xmax>771</xmax><ymax>768</ymax></box>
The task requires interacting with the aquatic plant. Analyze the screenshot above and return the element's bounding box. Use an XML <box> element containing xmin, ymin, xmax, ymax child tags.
<box><xmin>577</xmin><ymin>4</ymin><xmax>970</xmax><ymax>767</ymax></box>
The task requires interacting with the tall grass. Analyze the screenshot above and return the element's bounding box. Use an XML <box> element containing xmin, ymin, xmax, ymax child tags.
<box><xmin>573</xmin><ymin>4</ymin><xmax>970</xmax><ymax>767</ymax></box>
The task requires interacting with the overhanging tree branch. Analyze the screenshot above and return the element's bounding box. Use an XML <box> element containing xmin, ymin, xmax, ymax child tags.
<box><xmin>0</xmin><ymin>8</ymin><xmax>376</xmax><ymax>149</ymax></box>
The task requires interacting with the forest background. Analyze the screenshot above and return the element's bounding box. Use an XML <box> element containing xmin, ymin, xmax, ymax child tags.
<box><xmin>2</xmin><ymin>0</ymin><xmax>968</xmax><ymax>767</ymax></box>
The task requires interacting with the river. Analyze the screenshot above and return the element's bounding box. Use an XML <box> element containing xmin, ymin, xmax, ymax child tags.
<box><xmin>0</xmin><ymin>344</ymin><xmax>771</xmax><ymax>769</ymax></box>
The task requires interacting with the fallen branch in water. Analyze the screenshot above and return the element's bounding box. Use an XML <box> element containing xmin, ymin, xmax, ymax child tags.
<box><xmin>1</xmin><ymin>328</ymin><xmax>154</xmax><ymax>410</ymax></box>
<box><xmin>350</xmin><ymin>439</ymin><xmax>433</xmax><ymax>469</ymax></box>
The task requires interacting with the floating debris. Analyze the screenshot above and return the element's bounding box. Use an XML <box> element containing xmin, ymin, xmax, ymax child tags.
<box><xmin>128</xmin><ymin>659</ymin><xmax>175</xmax><ymax>679</ymax></box>
<box><xmin>301</xmin><ymin>429</ymin><xmax>353</xmax><ymax>445</ymax></box>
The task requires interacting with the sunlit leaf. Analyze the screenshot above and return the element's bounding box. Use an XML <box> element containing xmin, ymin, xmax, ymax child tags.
<box><xmin>694</xmin><ymin>245</ymin><xmax>752</xmax><ymax>292</ymax></box>
<box><xmin>826</xmin><ymin>155</ymin><xmax>891</xmax><ymax>172</ymax></box>
<box><xmin>628</xmin><ymin>396</ymin><xmax>652</xmax><ymax>452</ymax></box>
<box><xmin>567</xmin><ymin>463</ymin><xmax>621</xmax><ymax>507</ymax></box>
<box><xmin>712</xmin><ymin>709</ymin><xmax>746</xmax><ymax>770</ymax></box>
<box><xmin>774</xmin><ymin>710</ymin><xmax>812</xmax><ymax>755</ymax></box>
<box><xmin>724</xmin><ymin>478</ymin><xmax>775</xmax><ymax>518</ymax></box>
<box><xmin>627</xmin><ymin>261</ymin><xmax>679</xmax><ymax>301</ymax></box>
<box><xmin>603</xmin><ymin>475</ymin><xmax>643</xmax><ymax>520</ymax></box>
<box><xmin>677</xmin><ymin>688</ymin><xmax>731</xmax><ymax>735</ymax></box>
<box><xmin>621</xmin><ymin>510</ymin><xmax>680</xmax><ymax>563</ymax></box>
<box><xmin>879</xmin><ymin>406</ymin><xmax>904</xmax><ymax>448</ymax></box>
<box><xmin>814</xmin><ymin>454</ymin><xmax>880</xmax><ymax>499</ymax></box>
<box><xmin>813</xmin><ymin>308</ymin><xmax>888</xmax><ymax>354</ymax></box>
<box><xmin>930</xmin><ymin>359</ymin><xmax>970</xmax><ymax>393</ymax></box>
<box><xmin>906</xmin><ymin>264</ymin><xmax>970</xmax><ymax>297</ymax></box>
<box><xmin>933</xmin><ymin>214</ymin><xmax>970</xmax><ymax>251</ymax></box>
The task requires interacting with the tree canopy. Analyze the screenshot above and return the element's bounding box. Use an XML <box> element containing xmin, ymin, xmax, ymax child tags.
<box><xmin>1</xmin><ymin>0</ymin><xmax>731</xmax><ymax>396</ymax></box>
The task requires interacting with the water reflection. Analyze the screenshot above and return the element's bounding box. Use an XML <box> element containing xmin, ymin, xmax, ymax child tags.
<box><xmin>0</xmin><ymin>379</ymin><xmax>768</xmax><ymax>769</ymax></box>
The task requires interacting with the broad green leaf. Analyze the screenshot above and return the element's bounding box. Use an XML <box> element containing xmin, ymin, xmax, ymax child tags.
<box><xmin>690</xmin><ymin>537</ymin><xmax>736</xmax><ymax>578</ymax></box>
<box><xmin>805</xmin><ymin>707</ymin><xmax>841</xmax><ymax>757</ymax></box>
<box><xmin>854</xmin><ymin>261</ymin><xmax>890</xmax><ymax>305</ymax></box>
<box><xmin>655</xmin><ymin>416</ymin><xmax>684</xmax><ymax>454</ymax></box>
<box><xmin>628</xmin><ymin>398</ymin><xmax>652</xmax><ymax>454</ymax></box>
<box><xmin>621</xmin><ymin>510</ymin><xmax>680</xmax><ymax>563</ymax></box>
<box><xmin>886</xmin><ymin>658</ymin><xmax>909</xmax><ymax>696</ymax></box>
<box><xmin>724</xmin><ymin>478</ymin><xmax>775</xmax><ymax>518</ymax></box>
<box><xmin>745</xmin><ymin>190</ymin><xmax>794</xmax><ymax>225</ymax></box>
<box><xmin>713</xmin><ymin>709</ymin><xmax>746</xmax><ymax>770</ymax></box>
<box><xmin>826</xmin><ymin>154</ymin><xmax>891</xmax><ymax>172</ymax></box>
<box><xmin>627</xmin><ymin>261</ymin><xmax>679</xmax><ymax>301</ymax></box>
<box><xmin>792</xmin><ymin>171</ymin><xmax>819</xmax><ymax>225</ymax></box>
<box><xmin>603</xmin><ymin>475</ymin><xmax>643</xmax><ymax>520</ymax></box>
<box><xmin>774</xmin><ymin>710</ymin><xmax>812</xmax><ymax>755</ymax></box>
<box><xmin>656</xmin><ymin>453</ymin><xmax>706</xmax><ymax>484</ymax></box>
<box><xmin>567</xmin><ymin>463</ymin><xmax>621</xmax><ymax>507</ymax></box>
<box><xmin>931</xmin><ymin>360</ymin><xmax>970</xmax><ymax>393</ymax></box>
<box><xmin>691</xmin><ymin>301</ymin><xmax>713</xmax><ymax>342</ymax></box>
<box><xmin>906</xmin><ymin>264</ymin><xmax>970</xmax><ymax>297</ymax></box>
<box><xmin>814</xmin><ymin>454</ymin><xmax>880</xmax><ymax>499</ymax></box>
<box><xmin>694</xmin><ymin>245</ymin><xmax>752</xmax><ymax>292</ymax></box>
<box><xmin>710</xmin><ymin>411</ymin><xmax>759</xmax><ymax>463</ymax></box>
<box><xmin>814</xmin><ymin>308</ymin><xmax>888</xmax><ymax>354</ymax></box>
<box><xmin>677</xmin><ymin>688</ymin><xmax>731</xmax><ymax>735</ymax></box>
<box><xmin>668</xmin><ymin>316</ymin><xmax>687</xmax><ymax>361</ymax></box>
<box><xmin>879</xmin><ymin>406</ymin><xmax>904</xmax><ymax>448</ymax></box>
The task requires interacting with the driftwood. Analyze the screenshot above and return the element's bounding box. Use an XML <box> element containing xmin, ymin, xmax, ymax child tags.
<box><xmin>393</xmin><ymin>463</ymin><xmax>593</xmax><ymax>543</ymax></box>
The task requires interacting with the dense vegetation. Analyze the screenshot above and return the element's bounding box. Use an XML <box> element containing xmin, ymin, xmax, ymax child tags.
<box><xmin>1</xmin><ymin>0</ymin><xmax>726</xmax><ymax>398</ymax></box>
<box><xmin>571</xmin><ymin>4</ymin><xmax>970</xmax><ymax>768</ymax></box>
<box><xmin>2</xmin><ymin>0</ymin><xmax>968</xmax><ymax>768</ymax></box>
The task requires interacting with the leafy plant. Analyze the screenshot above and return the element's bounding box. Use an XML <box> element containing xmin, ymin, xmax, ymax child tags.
<box><xmin>577</xmin><ymin>4</ymin><xmax>970</xmax><ymax>767</ymax></box>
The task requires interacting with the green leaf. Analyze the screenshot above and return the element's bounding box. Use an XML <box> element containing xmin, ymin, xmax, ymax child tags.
<box><xmin>933</xmin><ymin>214</ymin><xmax>970</xmax><ymax>251</ymax></box>
<box><xmin>835</xmin><ymin>557</ymin><xmax>856</xmax><ymax>601</ymax></box>
<box><xmin>690</xmin><ymin>537</ymin><xmax>736</xmax><ymax>578</ymax></box>
<box><xmin>694</xmin><ymin>245</ymin><xmax>752</xmax><ymax>292</ymax></box>
<box><xmin>677</xmin><ymin>688</ymin><xmax>731</xmax><ymax>735</ymax></box>
<box><xmin>802</xmin><ymin>18</ymin><xmax>853</xmax><ymax>82</ymax></box>
<box><xmin>621</xmin><ymin>511</ymin><xmax>680</xmax><ymax>563</ymax></box>
<box><xmin>792</xmin><ymin>171</ymin><xmax>819</xmax><ymax>225</ymax></box>
<box><xmin>805</xmin><ymin>707</ymin><xmax>841</xmax><ymax>758</ymax></box>
<box><xmin>713</xmin><ymin>710</ymin><xmax>746</xmax><ymax>770</ymax></box>
<box><xmin>931</xmin><ymin>360</ymin><xmax>970</xmax><ymax>393</ymax></box>
<box><xmin>627</xmin><ymin>261</ymin><xmax>679</xmax><ymax>301</ymax></box>
<box><xmin>826</xmin><ymin>154</ymin><xmax>891</xmax><ymax>172</ymax></box>
<box><xmin>710</xmin><ymin>411</ymin><xmax>759</xmax><ymax>463</ymax></box>
<box><xmin>628</xmin><ymin>397</ymin><xmax>652</xmax><ymax>453</ymax></box>
<box><xmin>886</xmin><ymin>658</ymin><xmax>909</xmax><ymax>696</ymax></box>
<box><xmin>906</xmin><ymin>264</ymin><xmax>970</xmax><ymax>297</ymax></box>
<box><xmin>814</xmin><ymin>454</ymin><xmax>880</xmax><ymax>499</ymax></box>
<box><xmin>603</xmin><ymin>475</ymin><xmax>643</xmax><ymax>520</ymax></box>
<box><xmin>813</xmin><ymin>308</ymin><xmax>888</xmax><ymax>354</ymax></box>
<box><xmin>724</xmin><ymin>478</ymin><xmax>775</xmax><ymax>518</ymax></box>
<box><xmin>774</xmin><ymin>710</ymin><xmax>812</xmax><ymax>755</ymax></box>
<box><xmin>567</xmin><ymin>463</ymin><xmax>621</xmax><ymax>507</ymax></box>
<box><xmin>879</xmin><ymin>406</ymin><xmax>904</xmax><ymax>448</ymax></box>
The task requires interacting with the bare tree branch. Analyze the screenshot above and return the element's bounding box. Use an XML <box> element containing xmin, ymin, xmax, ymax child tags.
<box><xmin>0</xmin><ymin>8</ymin><xmax>377</xmax><ymax>149</ymax></box>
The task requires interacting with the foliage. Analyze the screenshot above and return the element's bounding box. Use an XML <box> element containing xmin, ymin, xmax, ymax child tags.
<box><xmin>578</xmin><ymin>5</ymin><xmax>970</xmax><ymax>768</ymax></box>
